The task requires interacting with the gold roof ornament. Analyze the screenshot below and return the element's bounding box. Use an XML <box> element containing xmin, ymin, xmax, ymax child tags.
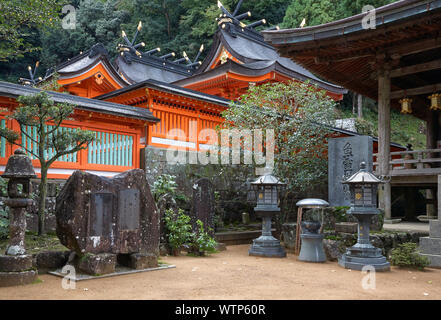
<box><xmin>429</xmin><ymin>93</ymin><xmax>441</xmax><ymax>111</ymax></box>
<box><xmin>399</xmin><ymin>97</ymin><xmax>412</xmax><ymax>114</ymax></box>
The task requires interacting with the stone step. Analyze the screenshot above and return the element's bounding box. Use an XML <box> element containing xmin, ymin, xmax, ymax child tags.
<box><xmin>419</xmin><ymin>253</ymin><xmax>441</xmax><ymax>268</ymax></box>
<box><xmin>419</xmin><ymin>237</ymin><xmax>441</xmax><ymax>255</ymax></box>
<box><xmin>429</xmin><ymin>220</ymin><xmax>441</xmax><ymax>238</ymax></box>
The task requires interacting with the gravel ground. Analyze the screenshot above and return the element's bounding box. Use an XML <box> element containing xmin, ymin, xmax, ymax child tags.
<box><xmin>0</xmin><ymin>244</ymin><xmax>440</xmax><ymax>300</ymax></box>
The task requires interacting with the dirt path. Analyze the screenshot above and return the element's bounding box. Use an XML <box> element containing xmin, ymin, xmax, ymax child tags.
<box><xmin>0</xmin><ymin>245</ymin><xmax>440</xmax><ymax>300</ymax></box>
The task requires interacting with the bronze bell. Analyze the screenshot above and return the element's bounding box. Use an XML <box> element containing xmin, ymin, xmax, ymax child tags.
<box><xmin>1</xmin><ymin>149</ymin><xmax>36</xmax><ymax>199</ymax></box>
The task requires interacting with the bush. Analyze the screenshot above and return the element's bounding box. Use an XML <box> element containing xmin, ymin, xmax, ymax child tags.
<box><xmin>152</xmin><ymin>174</ymin><xmax>187</xmax><ymax>203</ymax></box>
<box><xmin>190</xmin><ymin>220</ymin><xmax>218</xmax><ymax>256</ymax></box>
<box><xmin>163</xmin><ymin>208</ymin><xmax>192</xmax><ymax>254</ymax></box>
<box><xmin>333</xmin><ymin>206</ymin><xmax>349</xmax><ymax>223</ymax></box>
<box><xmin>0</xmin><ymin>208</ymin><xmax>8</xmax><ymax>240</ymax></box>
<box><xmin>0</xmin><ymin>177</ymin><xmax>8</xmax><ymax>239</ymax></box>
<box><xmin>390</xmin><ymin>242</ymin><xmax>430</xmax><ymax>270</ymax></box>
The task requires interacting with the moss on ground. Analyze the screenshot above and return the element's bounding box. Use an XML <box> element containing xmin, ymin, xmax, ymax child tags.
<box><xmin>0</xmin><ymin>232</ymin><xmax>68</xmax><ymax>254</ymax></box>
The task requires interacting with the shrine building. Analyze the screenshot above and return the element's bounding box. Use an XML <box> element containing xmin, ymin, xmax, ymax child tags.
<box><xmin>0</xmin><ymin>1</ymin><xmax>404</xmax><ymax>179</ymax></box>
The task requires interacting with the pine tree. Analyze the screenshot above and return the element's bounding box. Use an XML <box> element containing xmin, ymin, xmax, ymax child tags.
<box><xmin>0</xmin><ymin>92</ymin><xmax>95</xmax><ymax>235</ymax></box>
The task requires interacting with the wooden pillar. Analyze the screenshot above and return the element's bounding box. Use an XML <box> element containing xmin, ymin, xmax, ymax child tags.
<box><xmin>426</xmin><ymin>111</ymin><xmax>438</xmax><ymax>150</ymax></box>
<box><xmin>377</xmin><ymin>68</ymin><xmax>392</xmax><ymax>221</ymax></box>
<box><xmin>438</xmin><ymin>175</ymin><xmax>441</xmax><ymax>220</ymax></box>
<box><xmin>427</xmin><ymin>111</ymin><xmax>440</xmax><ymax>219</ymax></box>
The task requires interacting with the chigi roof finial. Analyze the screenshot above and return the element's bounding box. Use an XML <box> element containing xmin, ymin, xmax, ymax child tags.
<box><xmin>216</xmin><ymin>0</ymin><xmax>269</xmax><ymax>31</ymax></box>
<box><xmin>19</xmin><ymin>61</ymin><xmax>42</xmax><ymax>86</ymax></box>
<box><xmin>118</xmin><ymin>21</ymin><xmax>145</xmax><ymax>58</ymax></box>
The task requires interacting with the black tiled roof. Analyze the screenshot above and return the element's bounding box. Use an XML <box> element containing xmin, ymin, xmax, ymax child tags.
<box><xmin>0</xmin><ymin>81</ymin><xmax>159</xmax><ymax>123</ymax></box>
<box><xmin>96</xmin><ymin>79</ymin><xmax>232</xmax><ymax>107</ymax></box>
<box><xmin>187</xmin><ymin>24</ymin><xmax>346</xmax><ymax>95</ymax></box>
<box><xmin>44</xmin><ymin>44</ymin><xmax>129</xmax><ymax>88</ymax></box>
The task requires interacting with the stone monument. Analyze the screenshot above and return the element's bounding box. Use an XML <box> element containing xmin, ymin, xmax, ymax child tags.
<box><xmin>328</xmin><ymin>136</ymin><xmax>373</xmax><ymax>207</ymax></box>
<box><xmin>0</xmin><ymin>149</ymin><xmax>37</xmax><ymax>287</ymax></box>
<box><xmin>191</xmin><ymin>178</ymin><xmax>215</xmax><ymax>236</ymax></box>
<box><xmin>419</xmin><ymin>220</ymin><xmax>441</xmax><ymax>268</ymax></box>
<box><xmin>55</xmin><ymin>169</ymin><xmax>160</xmax><ymax>275</ymax></box>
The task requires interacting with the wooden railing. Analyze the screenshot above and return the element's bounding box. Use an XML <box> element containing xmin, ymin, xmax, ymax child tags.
<box><xmin>374</xmin><ymin>148</ymin><xmax>441</xmax><ymax>176</ymax></box>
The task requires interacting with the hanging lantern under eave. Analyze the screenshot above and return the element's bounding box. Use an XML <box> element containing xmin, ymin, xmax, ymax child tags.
<box><xmin>399</xmin><ymin>98</ymin><xmax>412</xmax><ymax>114</ymax></box>
<box><xmin>429</xmin><ymin>93</ymin><xmax>441</xmax><ymax>111</ymax></box>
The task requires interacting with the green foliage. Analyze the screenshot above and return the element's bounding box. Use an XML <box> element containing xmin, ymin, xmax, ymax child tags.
<box><xmin>333</xmin><ymin>206</ymin><xmax>349</xmax><ymax>223</ymax></box>
<box><xmin>282</xmin><ymin>0</ymin><xmax>396</xmax><ymax>28</ymax></box>
<box><xmin>39</xmin><ymin>0</ymin><xmax>131</xmax><ymax>68</ymax></box>
<box><xmin>163</xmin><ymin>209</ymin><xmax>217</xmax><ymax>256</ymax></box>
<box><xmin>282</xmin><ymin>0</ymin><xmax>340</xmax><ymax>28</ymax></box>
<box><xmin>0</xmin><ymin>0</ymin><xmax>64</xmax><ymax>61</ymax></box>
<box><xmin>354</xmin><ymin>117</ymin><xmax>375</xmax><ymax>136</ymax></box>
<box><xmin>390</xmin><ymin>242</ymin><xmax>430</xmax><ymax>270</ymax></box>
<box><xmin>0</xmin><ymin>177</ymin><xmax>9</xmax><ymax>239</ymax></box>
<box><xmin>339</xmin><ymin>104</ymin><xmax>426</xmax><ymax>150</ymax></box>
<box><xmin>222</xmin><ymin>80</ymin><xmax>337</xmax><ymax>194</ymax></box>
<box><xmin>190</xmin><ymin>219</ymin><xmax>217</xmax><ymax>255</ymax></box>
<box><xmin>163</xmin><ymin>208</ymin><xmax>193</xmax><ymax>252</ymax></box>
<box><xmin>152</xmin><ymin>174</ymin><xmax>187</xmax><ymax>203</ymax></box>
<box><xmin>152</xmin><ymin>174</ymin><xmax>178</xmax><ymax>201</ymax></box>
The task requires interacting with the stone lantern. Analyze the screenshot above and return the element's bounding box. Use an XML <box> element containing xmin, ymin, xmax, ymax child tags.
<box><xmin>0</xmin><ymin>149</ymin><xmax>37</xmax><ymax>287</ymax></box>
<box><xmin>338</xmin><ymin>162</ymin><xmax>390</xmax><ymax>271</ymax></box>
<box><xmin>249</xmin><ymin>170</ymin><xmax>286</xmax><ymax>258</ymax></box>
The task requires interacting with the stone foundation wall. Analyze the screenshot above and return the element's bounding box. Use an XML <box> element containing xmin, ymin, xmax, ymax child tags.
<box><xmin>142</xmin><ymin>146</ymin><xmax>256</xmax><ymax>225</ymax></box>
<box><xmin>281</xmin><ymin>222</ymin><xmax>428</xmax><ymax>261</ymax></box>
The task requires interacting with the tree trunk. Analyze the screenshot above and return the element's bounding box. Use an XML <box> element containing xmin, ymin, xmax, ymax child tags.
<box><xmin>163</xmin><ymin>0</ymin><xmax>171</xmax><ymax>39</ymax></box>
<box><xmin>357</xmin><ymin>94</ymin><xmax>363</xmax><ymax>118</ymax></box>
<box><xmin>352</xmin><ymin>92</ymin><xmax>356</xmax><ymax>114</ymax></box>
<box><xmin>38</xmin><ymin>165</ymin><xmax>48</xmax><ymax>235</ymax></box>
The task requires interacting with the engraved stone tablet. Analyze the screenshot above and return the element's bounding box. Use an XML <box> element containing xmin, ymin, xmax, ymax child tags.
<box><xmin>328</xmin><ymin>136</ymin><xmax>373</xmax><ymax>207</ymax></box>
<box><xmin>90</xmin><ymin>192</ymin><xmax>113</xmax><ymax>236</ymax></box>
<box><xmin>118</xmin><ymin>189</ymin><xmax>140</xmax><ymax>230</ymax></box>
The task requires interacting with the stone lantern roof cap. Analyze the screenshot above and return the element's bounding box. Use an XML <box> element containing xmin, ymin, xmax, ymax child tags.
<box><xmin>296</xmin><ymin>198</ymin><xmax>329</xmax><ymax>208</ymax></box>
<box><xmin>251</xmin><ymin>172</ymin><xmax>285</xmax><ymax>186</ymax></box>
<box><xmin>343</xmin><ymin>162</ymin><xmax>382</xmax><ymax>184</ymax></box>
<box><xmin>1</xmin><ymin>149</ymin><xmax>37</xmax><ymax>179</ymax></box>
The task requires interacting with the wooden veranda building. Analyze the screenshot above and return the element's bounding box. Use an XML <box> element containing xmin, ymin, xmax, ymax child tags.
<box><xmin>263</xmin><ymin>0</ymin><xmax>441</xmax><ymax>221</ymax></box>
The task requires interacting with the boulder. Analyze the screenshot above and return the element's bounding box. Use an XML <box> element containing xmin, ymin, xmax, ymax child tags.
<box><xmin>0</xmin><ymin>270</ymin><xmax>37</xmax><ymax>287</ymax></box>
<box><xmin>0</xmin><ymin>255</ymin><xmax>33</xmax><ymax>272</ymax></box>
<box><xmin>78</xmin><ymin>253</ymin><xmax>116</xmax><ymax>275</ymax></box>
<box><xmin>323</xmin><ymin>239</ymin><xmax>341</xmax><ymax>261</ymax></box>
<box><xmin>34</xmin><ymin>251</ymin><xmax>70</xmax><ymax>272</ymax></box>
<box><xmin>55</xmin><ymin>169</ymin><xmax>159</xmax><ymax>256</ymax></box>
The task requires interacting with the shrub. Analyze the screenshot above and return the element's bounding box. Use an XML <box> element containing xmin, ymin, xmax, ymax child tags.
<box><xmin>0</xmin><ymin>177</ymin><xmax>8</xmax><ymax>239</ymax></box>
<box><xmin>190</xmin><ymin>220</ymin><xmax>218</xmax><ymax>256</ymax></box>
<box><xmin>390</xmin><ymin>242</ymin><xmax>430</xmax><ymax>270</ymax></box>
<box><xmin>333</xmin><ymin>206</ymin><xmax>349</xmax><ymax>223</ymax></box>
<box><xmin>163</xmin><ymin>208</ymin><xmax>192</xmax><ymax>254</ymax></box>
<box><xmin>152</xmin><ymin>174</ymin><xmax>187</xmax><ymax>203</ymax></box>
